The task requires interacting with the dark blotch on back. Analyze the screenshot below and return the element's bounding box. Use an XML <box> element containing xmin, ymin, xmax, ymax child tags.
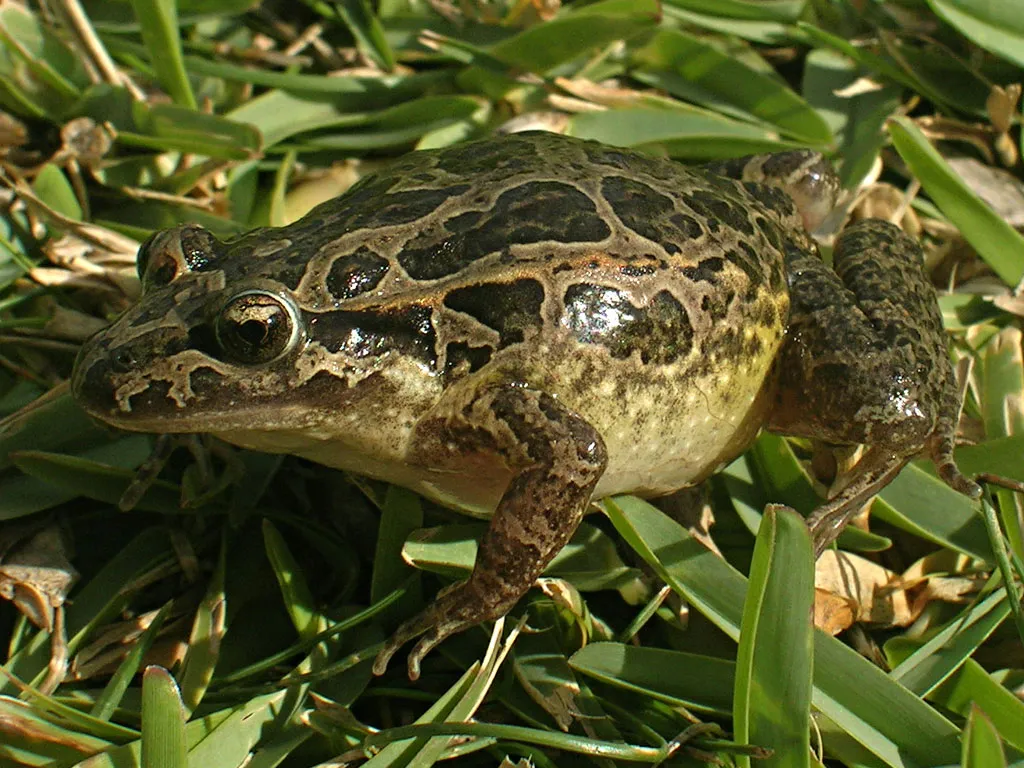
<box><xmin>742</xmin><ymin>182</ymin><xmax>796</xmax><ymax>218</ymax></box>
<box><xmin>601</xmin><ymin>176</ymin><xmax>694</xmax><ymax>256</ymax></box>
<box><xmin>325</xmin><ymin>247</ymin><xmax>390</xmax><ymax>300</ymax></box>
<box><xmin>682</xmin><ymin>190</ymin><xmax>754</xmax><ymax>236</ymax></box>
<box><xmin>314</xmin><ymin>305</ymin><xmax>437</xmax><ymax>368</ymax></box>
<box><xmin>564</xmin><ymin>283</ymin><xmax>693</xmax><ymax>364</ymax></box>
<box><xmin>434</xmin><ymin>136</ymin><xmax>541</xmax><ymax>176</ymax></box>
<box><xmin>399</xmin><ymin>181</ymin><xmax>610</xmax><ymax>280</ymax></box>
<box><xmin>444</xmin><ymin>278</ymin><xmax>545</xmax><ymax>347</ymax></box>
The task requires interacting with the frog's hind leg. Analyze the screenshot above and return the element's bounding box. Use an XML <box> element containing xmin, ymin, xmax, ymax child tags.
<box><xmin>768</xmin><ymin>219</ymin><xmax>979</xmax><ymax>555</ymax></box>
<box><xmin>372</xmin><ymin>386</ymin><xmax>607</xmax><ymax>680</ymax></box>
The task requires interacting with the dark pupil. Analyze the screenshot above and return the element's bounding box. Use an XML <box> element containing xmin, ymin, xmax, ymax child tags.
<box><xmin>238</xmin><ymin>317</ymin><xmax>269</xmax><ymax>347</ymax></box>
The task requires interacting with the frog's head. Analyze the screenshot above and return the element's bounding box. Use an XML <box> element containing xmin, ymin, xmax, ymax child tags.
<box><xmin>71</xmin><ymin>224</ymin><xmax>435</xmax><ymax>438</ymax></box>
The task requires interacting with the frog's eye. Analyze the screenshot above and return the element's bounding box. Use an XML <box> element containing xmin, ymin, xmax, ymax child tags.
<box><xmin>214</xmin><ymin>290</ymin><xmax>301</xmax><ymax>365</ymax></box>
<box><xmin>136</xmin><ymin>231</ymin><xmax>179</xmax><ymax>287</ymax></box>
<box><xmin>137</xmin><ymin>226</ymin><xmax>222</xmax><ymax>289</ymax></box>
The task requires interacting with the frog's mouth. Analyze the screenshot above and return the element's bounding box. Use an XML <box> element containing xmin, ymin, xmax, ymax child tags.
<box><xmin>72</xmin><ymin>324</ymin><xmax>390</xmax><ymax>438</ymax></box>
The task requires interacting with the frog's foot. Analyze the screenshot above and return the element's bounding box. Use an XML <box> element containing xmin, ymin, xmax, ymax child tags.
<box><xmin>771</xmin><ymin>219</ymin><xmax>979</xmax><ymax>553</ymax></box>
<box><xmin>373</xmin><ymin>576</ymin><xmax>508</xmax><ymax>680</ymax></box>
<box><xmin>373</xmin><ymin>386</ymin><xmax>607</xmax><ymax>680</ymax></box>
<box><xmin>805</xmin><ymin>447</ymin><xmax>908</xmax><ymax>557</ymax></box>
<box><xmin>928</xmin><ymin>428</ymin><xmax>983</xmax><ymax>499</ymax></box>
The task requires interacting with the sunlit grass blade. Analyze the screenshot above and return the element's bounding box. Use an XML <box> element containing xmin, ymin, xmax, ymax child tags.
<box><xmin>632</xmin><ymin>29</ymin><xmax>833</xmax><ymax>144</ymax></box>
<box><xmin>963</xmin><ymin>704</ymin><xmax>1008</xmax><ymax>768</ymax></box>
<box><xmin>887</xmin><ymin>588</ymin><xmax>1009</xmax><ymax>696</ymax></box>
<box><xmin>927</xmin><ymin>0</ymin><xmax>1024</xmax><ymax>69</ymax></box>
<box><xmin>889</xmin><ymin>116</ymin><xmax>1024</xmax><ymax>286</ymax></box>
<box><xmin>488</xmin><ymin>0</ymin><xmax>659</xmax><ymax>73</ymax></box>
<box><xmin>570</xmin><ymin>643</ymin><xmax>735</xmax><ymax>716</ymax></box>
<box><xmin>934</xmin><ymin>660</ymin><xmax>1024</xmax><ymax>753</ymax></box>
<box><xmin>602</xmin><ymin>496</ymin><xmax>963</xmax><ymax>766</ymax></box>
<box><xmin>128</xmin><ymin>0</ymin><xmax>195</xmax><ymax>108</ymax></box>
<box><xmin>141</xmin><ymin>666</ymin><xmax>187</xmax><ymax>768</ymax></box>
<box><xmin>734</xmin><ymin>507</ymin><xmax>813</xmax><ymax>767</ymax></box>
<box><xmin>176</xmin><ymin>536</ymin><xmax>227</xmax><ymax>714</ymax></box>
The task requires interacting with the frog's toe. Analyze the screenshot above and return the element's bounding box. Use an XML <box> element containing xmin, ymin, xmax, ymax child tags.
<box><xmin>929</xmin><ymin>433</ymin><xmax>982</xmax><ymax>499</ymax></box>
<box><xmin>373</xmin><ymin>615</ymin><xmax>433</xmax><ymax>679</ymax></box>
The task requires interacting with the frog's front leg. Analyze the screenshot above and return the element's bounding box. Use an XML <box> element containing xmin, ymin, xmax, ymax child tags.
<box><xmin>372</xmin><ymin>386</ymin><xmax>607</xmax><ymax>680</ymax></box>
<box><xmin>769</xmin><ymin>219</ymin><xmax>980</xmax><ymax>555</ymax></box>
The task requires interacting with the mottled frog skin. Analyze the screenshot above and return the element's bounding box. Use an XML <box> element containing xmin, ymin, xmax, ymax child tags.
<box><xmin>71</xmin><ymin>132</ymin><xmax>979</xmax><ymax>678</ymax></box>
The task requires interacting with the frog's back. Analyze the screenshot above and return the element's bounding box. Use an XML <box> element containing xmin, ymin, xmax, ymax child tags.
<box><xmin>284</xmin><ymin>133</ymin><xmax>797</xmax><ymax>498</ymax></box>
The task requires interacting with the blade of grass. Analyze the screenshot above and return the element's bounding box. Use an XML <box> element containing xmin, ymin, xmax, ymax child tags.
<box><xmin>141</xmin><ymin>666</ymin><xmax>187</xmax><ymax>768</ymax></box>
<box><xmin>92</xmin><ymin>602</ymin><xmax>174</xmax><ymax>722</ymax></box>
<box><xmin>602</xmin><ymin>495</ymin><xmax>963</xmax><ymax>767</ymax></box>
<box><xmin>734</xmin><ymin>507</ymin><xmax>813</xmax><ymax>768</ymax></box>
<box><xmin>128</xmin><ymin>0</ymin><xmax>195</xmax><ymax>108</ymax></box>
<box><xmin>963</xmin><ymin>704</ymin><xmax>1008</xmax><ymax>768</ymax></box>
<box><xmin>889</xmin><ymin>116</ymin><xmax>1024</xmax><ymax>286</ymax></box>
<box><xmin>176</xmin><ymin>536</ymin><xmax>227</xmax><ymax>714</ymax></box>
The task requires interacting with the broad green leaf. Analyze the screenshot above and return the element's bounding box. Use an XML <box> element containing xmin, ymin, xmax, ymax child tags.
<box><xmin>872</xmin><ymin>462</ymin><xmax>990</xmax><ymax>561</ymax></box>
<box><xmin>140</xmin><ymin>667</ymin><xmax>187</xmax><ymax>768</ymax></box>
<box><xmin>632</xmin><ymin>29</ymin><xmax>833</xmax><ymax>145</ymax></box>
<box><xmin>125</xmin><ymin>101</ymin><xmax>261</xmax><ymax>159</ymax></box>
<box><xmin>928</xmin><ymin>0</ymin><xmax>1024</xmax><ymax>68</ymax></box>
<box><xmin>935</xmin><ymin>660</ymin><xmax>1024</xmax><ymax>753</ymax></box>
<box><xmin>570</xmin><ymin>643</ymin><xmax>735</xmax><ymax>716</ymax></box>
<box><xmin>10</xmin><ymin>449</ymin><xmax>194</xmax><ymax>515</ymax></box>
<box><xmin>0</xmin><ymin>3</ymin><xmax>86</xmax><ymax>117</ymax></box>
<box><xmin>128</xmin><ymin>0</ymin><xmax>195</xmax><ymax>108</ymax></box>
<box><xmin>734</xmin><ymin>508</ymin><xmax>813</xmax><ymax>768</ymax></box>
<box><xmin>665</xmin><ymin>0</ymin><xmax>803</xmax><ymax>22</ymax></box>
<box><xmin>568</xmin><ymin>107</ymin><xmax>796</xmax><ymax>157</ymax></box>
<box><xmin>963</xmin><ymin>704</ymin><xmax>1008</xmax><ymax>768</ymax></box>
<box><xmin>889</xmin><ymin>117</ymin><xmax>1024</xmax><ymax>286</ymax></box>
<box><xmin>32</xmin><ymin>165</ymin><xmax>82</xmax><ymax>221</ymax></box>
<box><xmin>603</xmin><ymin>496</ymin><xmax>963</xmax><ymax>766</ymax></box>
<box><xmin>487</xmin><ymin>0</ymin><xmax>659</xmax><ymax>74</ymax></box>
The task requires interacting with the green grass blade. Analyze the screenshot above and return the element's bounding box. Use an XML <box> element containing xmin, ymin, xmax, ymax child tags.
<box><xmin>889</xmin><ymin>116</ymin><xmax>1024</xmax><ymax>286</ymax></box>
<box><xmin>887</xmin><ymin>589</ymin><xmax>1009</xmax><ymax>696</ymax></box>
<box><xmin>488</xmin><ymin>0</ymin><xmax>659</xmax><ymax>73</ymax></box>
<box><xmin>141</xmin><ymin>666</ymin><xmax>187</xmax><ymax>768</ymax></box>
<box><xmin>963</xmin><ymin>704</ymin><xmax>1008</xmax><ymax>768</ymax></box>
<box><xmin>263</xmin><ymin>519</ymin><xmax>322</xmax><ymax>641</ymax></box>
<box><xmin>335</xmin><ymin>0</ymin><xmax>396</xmax><ymax>71</ymax></box>
<box><xmin>935</xmin><ymin>660</ymin><xmax>1024</xmax><ymax>753</ymax></box>
<box><xmin>632</xmin><ymin>28</ymin><xmax>833</xmax><ymax>144</ymax></box>
<box><xmin>92</xmin><ymin>602</ymin><xmax>174</xmax><ymax>722</ymax></box>
<box><xmin>570</xmin><ymin>642</ymin><xmax>735</xmax><ymax>716</ymax></box>
<box><xmin>371</xmin><ymin>486</ymin><xmax>424</xmax><ymax>629</ymax></box>
<box><xmin>734</xmin><ymin>507</ymin><xmax>813</xmax><ymax>768</ymax></box>
<box><xmin>927</xmin><ymin>0</ymin><xmax>1024</xmax><ymax>68</ymax></box>
<box><xmin>603</xmin><ymin>496</ymin><xmax>963</xmax><ymax>766</ymax></box>
<box><xmin>176</xmin><ymin>535</ymin><xmax>227</xmax><ymax>714</ymax></box>
<box><xmin>128</xmin><ymin>0</ymin><xmax>195</xmax><ymax>108</ymax></box>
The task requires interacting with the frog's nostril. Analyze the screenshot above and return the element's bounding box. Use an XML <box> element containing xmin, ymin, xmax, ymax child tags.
<box><xmin>111</xmin><ymin>347</ymin><xmax>137</xmax><ymax>373</ymax></box>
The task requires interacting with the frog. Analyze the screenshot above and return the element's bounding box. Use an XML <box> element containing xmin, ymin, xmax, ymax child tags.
<box><xmin>70</xmin><ymin>131</ymin><xmax>980</xmax><ymax>679</ymax></box>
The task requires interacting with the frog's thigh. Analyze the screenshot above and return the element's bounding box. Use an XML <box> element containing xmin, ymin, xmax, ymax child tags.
<box><xmin>769</xmin><ymin>219</ymin><xmax>964</xmax><ymax>553</ymax></box>
<box><xmin>373</xmin><ymin>386</ymin><xmax>607</xmax><ymax>679</ymax></box>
